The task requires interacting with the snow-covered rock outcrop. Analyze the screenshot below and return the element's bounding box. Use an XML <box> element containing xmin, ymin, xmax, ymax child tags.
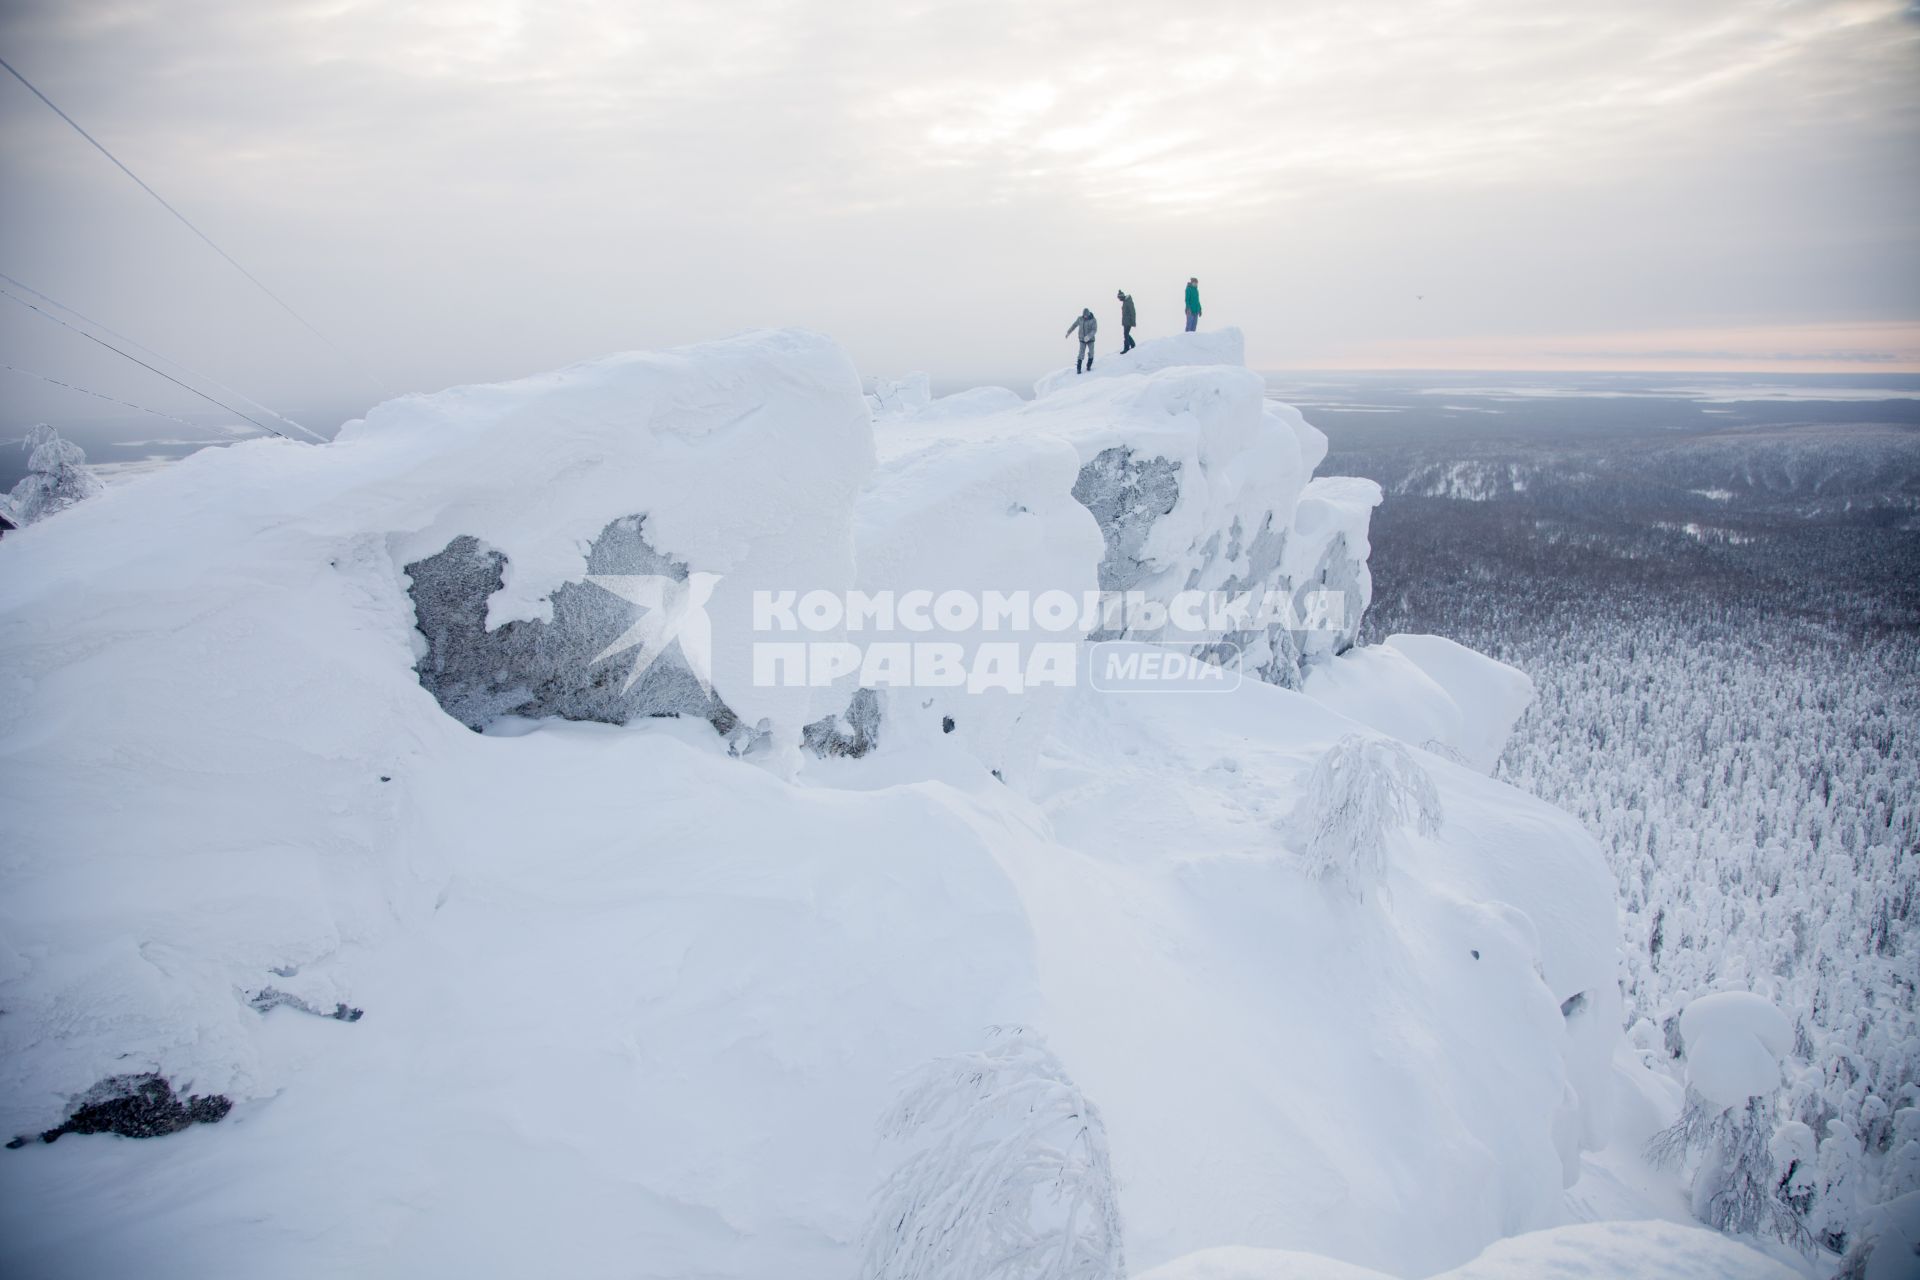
<box><xmin>1040</xmin><ymin>330</ymin><xmax>1378</xmax><ymax>687</ymax></box>
<box><xmin>380</xmin><ymin>332</ymin><xmax>874</xmax><ymax>757</ymax></box>
<box><xmin>854</xmin><ymin>328</ymin><xmax>1379</xmax><ymax>779</ymax></box>
<box><xmin>0</xmin><ymin>328</ymin><xmax>1623</xmax><ymax>1280</ymax></box>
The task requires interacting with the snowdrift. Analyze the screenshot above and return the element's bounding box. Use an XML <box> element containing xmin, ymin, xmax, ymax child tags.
<box><xmin>1302</xmin><ymin>633</ymin><xmax>1535</xmax><ymax>774</ymax></box>
<box><xmin>3</xmin><ymin>328</ymin><xmax>1621</xmax><ymax>1278</ymax></box>
<box><xmin>1140</xmin><ymin>1219</ymin><xmax>1798</xmax><ymax>1280</ymax></box>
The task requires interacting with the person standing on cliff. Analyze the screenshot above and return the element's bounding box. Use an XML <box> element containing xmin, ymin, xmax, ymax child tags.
<box><xmin>1117</xmin><ymin>290</ymin><xmax>1137</xmax><ymax>354</ymax></box>
<box><xmin>1065</xmin><ymin>307</ymin><xmax>1098</xmax><ymax>374</ymax></box>
<box><xmin>1184</xmin><ymin>278</ymin><xmax>1202</xmax><ymax>332</ymax></box>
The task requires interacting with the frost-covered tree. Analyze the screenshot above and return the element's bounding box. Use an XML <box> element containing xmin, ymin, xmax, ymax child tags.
<box><xmin>8</xmin><ymin>424</ymin><xmax>103</xmax><ymax>526</ymax></box>
<box><xmin>1647</xmin><ymin>992</ymin><xmax>1812</xmax><ymax>1250</ymax></box>
<box><xmin>1285</xmin><ymin>734</ymin><xmax>1442</xmax><ymax>899</ymax></box>
<box><xmin>861</xmin><ymin>1028</ymin><xmax>1124</xmax><ymax>1280</ymax></box>
<box><xmin>1649</xmin><ymin>1094</ymin><xmax>1812</xmax><ymax>1248</ymax></box>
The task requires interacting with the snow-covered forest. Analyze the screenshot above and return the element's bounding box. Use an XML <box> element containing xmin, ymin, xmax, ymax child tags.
<box><xmin>1324</xmin><ymin>380</ymin><xmax>1920</xmax><ymax>1269</ymax></box>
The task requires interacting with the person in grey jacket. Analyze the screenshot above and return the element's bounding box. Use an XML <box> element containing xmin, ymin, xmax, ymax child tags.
<box><xmin>1065</xmin><ymin>308</ymin><xmax>1098</xmax><ymax>374</ymax></box>
<box><xmin>1117</xmin><ymin>290</ymin><xmax>1137</xmax><ymax>354</ymax></box>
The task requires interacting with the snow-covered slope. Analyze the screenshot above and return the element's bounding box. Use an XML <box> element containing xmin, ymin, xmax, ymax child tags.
<box><xmin>1302</xmin><ymin>634</ymin><xmax>1536</xmax><ymax>774</ymax></box>
<box><xmin>1140</xmin><ymin>1219</ymin><xmax>1798</xmax><ymax>1280</ymax></box>
<box><xmin>2</xmin><ymin>329</ymin><xmax>1625</xmax><ymax>1278</ymax></box>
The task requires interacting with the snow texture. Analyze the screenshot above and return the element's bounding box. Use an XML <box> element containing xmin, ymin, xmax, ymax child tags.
<box><xmin>1302</xmin><ymin>633</ymin><xmax>1534</xmax><ymax>774</ymax></box>
<box><xmin>1140</xmin><ymin>1219</ymin><xmax>1798</xmax><ymax>1279</ymax></box>
<box><xmin>1679</xmin><ymin>991</ymin><xmax>1794</xmax><ymax>1111</ymax></box>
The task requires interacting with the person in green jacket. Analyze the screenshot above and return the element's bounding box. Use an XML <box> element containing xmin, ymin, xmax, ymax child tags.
<box><xmin>1117</xmin><ymin>290</ymin><xmax>1137</xmax><ymax>354</ymax></box>
<box><xmin>1184</xmin><ymin>278</ymin><xmax>1202</xmax><ymax>332</ymax></box>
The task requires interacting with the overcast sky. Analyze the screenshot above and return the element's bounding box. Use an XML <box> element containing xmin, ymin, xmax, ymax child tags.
<box><xmin>3</xmin><ymin>0</ymin><xmax>1918</xmax><ymax>431</ymax></box>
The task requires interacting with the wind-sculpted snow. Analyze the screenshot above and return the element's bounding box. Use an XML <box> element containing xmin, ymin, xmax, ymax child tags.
<box><xmin>1303</xmin><ymin>633</ymin><xmax>1535</xmax><ymax>773</ymax></box>
<box><xmin>0</xmin><ymin>328</ymin><xmax>1625</xmax><ymax>1279</ymax></box>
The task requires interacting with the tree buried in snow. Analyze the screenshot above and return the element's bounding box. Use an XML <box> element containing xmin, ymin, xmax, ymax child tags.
<box><xmin>862</xmin><ymin>1029</ymin><xmax>1125</xmax><ymax>1280</ymax></box>
<box><xmin>1285</xmin><ymin>734</ymin><xmax>1442</xmax><ymax>899</ymax></box>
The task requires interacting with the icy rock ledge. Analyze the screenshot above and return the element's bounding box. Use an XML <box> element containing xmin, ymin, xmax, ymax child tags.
<box><xmin>407</xmin><ymin>517</ymin><xmax>753</xmax><ymax>745</ymax></box>
<box><xmin>1041</xmin><ymin>331</ymin><xmax>1378</xmax><ymax>689</ymax></box>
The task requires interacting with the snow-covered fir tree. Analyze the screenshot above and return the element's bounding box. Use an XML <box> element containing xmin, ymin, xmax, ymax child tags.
<box><xmin>8</xmin><ymin>424</ymin><xmax>103</xmax><ymax>527</ymax></box>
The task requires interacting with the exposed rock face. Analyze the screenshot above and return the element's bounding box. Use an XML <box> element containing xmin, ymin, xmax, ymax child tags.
<box><xmin>801</xmin><ymin>687</ymin><xmax>882</xmax><ymax>757</ymax></box>
<box><xmin>1301</xmin><ymin>530</ymin><xmax>1370</xmax><ymax>658</ymax></box>
<box><xmin>249</xmin><ymin>988</ymin><xmax>365</xmax><ymax>1022</ymax></box>
<box><xmin>15</xmin><ymin>1074</ymin><xmax>231</xmax><ymax>1146</ymax></box>
<box><xmin>1185</xmin><ymin>512</ymin><xmax>1300</xmax><ymax>684</ymax></box>
<box><xmin>406</xmin><ymin>515</ymin><xmax>753</xmax><ymax>746</ymax></box>
<box><xmin>1071</xmin><ymin>446</ymin><xmax>1183</xmax><ymax>606</ymax></box>
<box><xmin>1069</xmin><ymin>447</ymin><xmax>1370</xmax><ymax>688</ymax></box>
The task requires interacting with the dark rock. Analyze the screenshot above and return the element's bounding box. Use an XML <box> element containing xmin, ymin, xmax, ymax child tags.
<box><xmin>34</xmin><ymin>1074</ymin><xmax>230</xmax><ymax>1144</ymax></box>
<box><xmin>248</xmin><ymin>987</ymin><xmax>364</xmax><ymax>1022</ymax></box>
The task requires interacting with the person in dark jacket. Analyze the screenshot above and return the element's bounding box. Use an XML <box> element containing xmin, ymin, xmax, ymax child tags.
<box><xmin>1184</xmin><ymin>278</ymin><xmax>1202</xmax><ymax>332</ymax></box>
<box><xmin>1117</xmin><ymin>290</ymin><xmax>1137</xmax><ymax>354</ymax></box>
<box><xmin>1065</xmin><ymin>308</ymin><xmax>1098</xmax><ymax>374</ymax></box>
